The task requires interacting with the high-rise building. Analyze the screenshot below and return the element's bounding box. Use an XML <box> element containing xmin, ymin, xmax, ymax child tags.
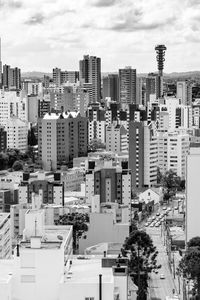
<box><xmin>85</xmin><ymin>160</ymin><xmax>131</xmax><ymax>206</ymax></box>
<box><xmin>3</xmin><ymin>64</ymin><xmax>21</xmax><ymax>90</ymax></box>
<box><xmin>177</xmin><ymin>81</ymin><xmax>192</xmax><ymax>106</ymax></box>
<box><xmin>106</xmin><ymin>123</ymin><xmax>128</xmax><ymax>153</ymax></box>
<box><xmin>102</xmin><ymin>74</ymin><xmax>119</xmax><ymax>102</ymax></box>
<box><xmin>119</xmin><ymin>67</ymin><xmax>137</xmax><ymax>106</ymax></box>
<box><xmin>19</xmin><ymin>174</ymin><xmax>64</xmax><ymax>206</ymax></box>
<box><xmin>129</xmin><ymin>121</ymin><xmax>158</xmax><ymax>189</ymax></box>
<box><xmin>157</xmin><ymin>131</ymin><xmax>190</xmax><ymax>179</ymax></box>
<box><xmin>186</xmin><ymin>148</ymin><xmax>200</xmax><ymax>242</ymax></box>
<box><xmin>52</xmin><ymin>68</ymin><xmax>79</xmax><ymax>85</ymax></box>
<box><xmin>146</xmin><ymin>73</ymin><xmax>156</xmax><ymax>103</ymax></box>
<box><xmin>87</xmin><ymin>102</ymin><xmax>106</xmax><ymax>144</ymax></box>
<box><xmin>38</xmin><ymin>111</ymin><xmax>88</xmax><ymax>171</ymax></box>
<box><xmin>0</xmin><ymin>126</ymin><xmax>7</xmax><ymax>152</ymax></box>
<box><xmin>6</xmin><ymin>117</ymin><xmax>28</xmax><ymax>151</ymax></box>
<box><xmin>0</xmin><ymin>38</ymin><xmax>2</xmax><ymax>88</ymax></box>
<box><xmin>79</xmin><ymin>55</ymin><xmax>101</xmax><ymax>102</ymax></box>
<box><xmin>0</xmin><ymin>90</ymin><xmax>28</xmax><ymax>126</ymax></box>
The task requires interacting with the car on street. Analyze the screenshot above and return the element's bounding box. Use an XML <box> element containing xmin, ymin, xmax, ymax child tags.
<box><xmin>160</xmin><ymin>273</ymin><xmax>165</xmax><ymax>279</ymax></box>
<box><xmin>156</xmin><ymin>212</ymin><xmax>160</xmax><ymax>216</ymax></box>
<box><xmin>174</xmin><ymin>206</ymin><xmax>178</xmax><ymax>210</ymax></box>
<box><xmin>163</xmin><ymin>206</ymin><xmax>167</xmax><ymax>210</ymax></box>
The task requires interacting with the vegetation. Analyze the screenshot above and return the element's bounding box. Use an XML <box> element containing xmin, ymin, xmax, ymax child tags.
<box><xmin>55</xmin><ymin>213</ymin><xmax>89</xmax><ymax>253</ymax></box>
<box><xmin>28</xmin><ymin>125</ymin><xmax>38</xmax><ymax>146</ymax></box>
<box><xmin>159</xmin><ymin>169</ymin><xmax>185</xmax><ymax>202</ymax></box>
<box><xmin>121</xmin><ymin>226</ymin><xmax>161</xmax><ymax>300</ymax></box>
<box><xmin>88</xmin><ymin>138</ymin><xmax>106</xmax><ymax>152</ymax></box>
<box><xmin>0</xmin><ymin>148</ymin><xmax>32</xmax><ymax>171</ymax></box>
<box><xmin>178</xmin><ymin>237</ymin><xmax>200</xmax><ymax>299</ymax></box>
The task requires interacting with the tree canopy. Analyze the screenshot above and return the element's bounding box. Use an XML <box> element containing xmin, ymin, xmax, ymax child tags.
<box><xmin>121</xmin><ymin>229</ymin><xmax>161</xmax><ymax>299</ymax></box>
<box><xmin>178</xmin><ymin>236</ymin><xmax>200</xmax><ymax>299</ymax></box>
<box><xmin>88</xmin><ymin>138</ymin><xmax>106</xmax><ymax>152</ymax></box>
<box><xmin>55</xmin><ymin>213</ymin><xmax>89</xmax><ymax>253</ymax></box>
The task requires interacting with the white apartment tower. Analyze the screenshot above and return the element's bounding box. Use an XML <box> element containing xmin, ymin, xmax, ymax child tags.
<box><xmin>106</xmin><ymin>123</ymin><xmax>128</xmax><ymax>153</ymax></box>
<box><xmin>177</xmin><ymin>81</ymin><xmax>192</xmax><ymax>106</ymax></box>
<box><xmin>158</xmin><ymin>131</ymin><xmax>190</xmax><ymax>179</ymax></box>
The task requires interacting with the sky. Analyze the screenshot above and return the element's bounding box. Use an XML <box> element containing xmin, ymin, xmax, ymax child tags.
<box><xmin>0</xmin><ymin>0</ymin><xmax>199</xmax><ymax>73</ymax></box>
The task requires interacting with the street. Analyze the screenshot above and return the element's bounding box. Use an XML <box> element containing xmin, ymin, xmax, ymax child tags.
<box><xmin>147</xmin><ymin>226</ymin><xmax>180</xmax><ymax>300</ymax></box>
<box><xmin>137</xmin><ymin>202</ymin><xmax>184</xmax><ymax>300</ymax></box>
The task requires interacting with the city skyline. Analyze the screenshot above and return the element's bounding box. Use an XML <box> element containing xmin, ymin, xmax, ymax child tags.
<box><xmin>0</xmin><ymin>0</ymin><xmax>200</xmax><ymax>73</ymax></box>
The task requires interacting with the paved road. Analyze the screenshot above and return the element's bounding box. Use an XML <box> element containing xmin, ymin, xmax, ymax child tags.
<box><xmin>146</xmin><ymin>227</ymin><xmax>182</xmax><ymax>300</ymax></box>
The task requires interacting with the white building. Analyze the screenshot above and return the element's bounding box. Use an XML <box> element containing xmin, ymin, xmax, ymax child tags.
<box><xmin>106</xmin><ymin>123</ymin><xmax>128</xmax><ymax>153</ymax></box>
<box><xmin>158</xmin><ymin>131</ymin><xmax>190</xmax><ymax>179</ymax></box>
<box><xmin>0</xmin><ymin>90</ymin><xmax>28</xmax><ymax>126</ymax></box>
<box><xmin>5</xmin><ymin>117</ymin><xmax>28</xmax><ymax>151</ymax></box>
<box><xmin>138</xmin><ymin>188</ymin><xmax>163</xmax><ymax>205</ymax></box>
<box><xmin>177</xmin><ymin>81</ymin><xmax>192</xmax><ymax>106</ymax></box>
<box><xmin>0</xmin><ymin>213</ymin><xmax>12</xmax><ymax>259</ymax></box>
<box><xmin>0</xmin><ymin>207</ymin><xmax>132</xmax><ymax>300</ymax></box>
<box><xmin>159</xmin><ymin>97</ymin><xmax>192</xmax><ymax>131</ymax></box>
<box><xmin>61</xmin><ymin>168</ymin><xmax>85</xmax><ymax>191</ymax></box>
<box><xmin>143</xmin><ymin>122</ymin><xmax>158</xmax><ymax>187</ymax></box>
<box><xmin>186</xmin><ymin>148</ymin><xmax>200</xmax><ymax>242</ymax></box>
<box><xmin>79</xmin><ymin>211</ymin><xmax>129</xmax><ymax>254</ymax></box>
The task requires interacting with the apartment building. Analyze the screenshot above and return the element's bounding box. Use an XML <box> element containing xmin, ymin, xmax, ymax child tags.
<box><xmin>129</xmin><ymin>121</ymin><xmax>158</xmax><ymax>189</ymax></box>
<box><xmin>106</xmin><ymin>123</ymin><xmax>128</xmax><ymax>153</ymax></box>
<box><xmin>38</xmin><ymin>111</ymin><xmax>88</xmax><ymax>171</ymax></box>
<box><xmin>158</xmin><ymin>131</ymin><xmax>190</xmax><ymax>179</ymax></box>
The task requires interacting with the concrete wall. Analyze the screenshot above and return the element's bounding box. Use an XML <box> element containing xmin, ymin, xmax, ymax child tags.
<box><xmin>79</xmin><ymin>213</ymin><xmax>129</xmax><ymax>254</ymax></box>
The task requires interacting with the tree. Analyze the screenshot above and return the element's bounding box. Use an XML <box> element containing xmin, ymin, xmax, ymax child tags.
<box><xmin>28</xmin><ymin>125</ymin><xmax>37</xmax><ymax>146</ymax></box>
<box><xmin>178</xmin><ymin>237</ymin><xmax>200</xmax><ymax>299</ymax></box>
<box><xmin>12</xmin><ymin>160</ymin><xmax>24</xmax><ymax>171</ymax></box>
<box><xmin>161</xmin><ymin>170</ymin><xmax>181</xmax><ymax>201</ymax></box>
<box><xmin>157</xmin><ymin>167</ymin><xmax>163</xmax><ymax>184</ymax></box>
<box><xmin>121</xmin><ymin>229</ymin><xmax>161</xmax><ymax>300</ymax></box>
<box><xmin>56</xmin><ymin>213</ymin><xmax>89</xmax><ymax>253</ymax></box>
<box><xmin>0</xmin><ymin>152</ymin><xmax>9</xmax><ymax>170</ymax></box>
<box><xmin>88</xmin><ymin>138</ymin><xmax>106</xmax><ymax>152</ymax></box>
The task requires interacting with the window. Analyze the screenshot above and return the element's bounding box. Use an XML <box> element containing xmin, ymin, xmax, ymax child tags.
<box><xmin>85</xmin><ymin>298</ymin><xmax>94</xmax><ymax>300</ymax></box>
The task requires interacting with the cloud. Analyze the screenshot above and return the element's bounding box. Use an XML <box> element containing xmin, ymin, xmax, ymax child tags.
<box><xmin>25</xmin><ymin>13</ymin><xmax>45</xmax><ymax>25</ymax></box>
<box><xmin>187</xmin><ymin>0</ymin><xmax>200</xmax><ymax>6</ymax></box>
<box><xmin>0</xmin><ymin>0</ymin><xmax>22</xmax><ymax>9</ymax></box>
<box><xmin>90</xmin><ymin>0</ymin><xmax>118</xmax><ymax>7</ymax></box>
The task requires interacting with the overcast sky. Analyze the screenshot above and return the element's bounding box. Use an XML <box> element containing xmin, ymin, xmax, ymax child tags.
<box><xmin>0</xmin><ymin>0</ymin><xmax>199</xmax><ymax>73</ymax></box>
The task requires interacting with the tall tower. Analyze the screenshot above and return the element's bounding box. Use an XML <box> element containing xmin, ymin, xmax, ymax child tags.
<box><xmin>79</xmin><ymin>55</ymin><xmax>101</xmax><ymax>103</ymax></box>
<box><xmin>155</xmin><ymin>44</ymin><xmax>167</xmax><ymax>98</ymax></box>
<box><xmin>0</xmin><ymin>38</ymin><xmax>2</xmax><ymax>87</ymax></box>
<box><xmin>119</xmin><ymin>66</ymin><xmax>137</xmax><ymax>107</ymax></box>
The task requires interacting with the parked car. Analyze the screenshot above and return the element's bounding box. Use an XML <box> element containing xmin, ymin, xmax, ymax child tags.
<box><xmin>160</xmin><ymin>273</ymin><xmax>165</xmax><ymax>279</ymax></box>
<box><xmin>163</xmin><ymin>206</ymin><xmax>167</xmax><ymax>210</ymax></box>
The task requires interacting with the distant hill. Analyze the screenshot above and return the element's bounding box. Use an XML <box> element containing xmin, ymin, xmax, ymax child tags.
<box><xmin>21</xmin><ymin>71</ymin><xmax>52</xmax><ymax>79</ymax></box>
<box><xmin>22</xmin><ymin>70</ymin><xmax>200</xmax><ymax>79</ymax></box>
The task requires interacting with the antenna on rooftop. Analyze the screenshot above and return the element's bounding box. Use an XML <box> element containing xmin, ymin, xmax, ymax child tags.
<box><xmin>35</xmin><ymin>218</ymin><xmax>37</xmax><ymax>236</ymax></box>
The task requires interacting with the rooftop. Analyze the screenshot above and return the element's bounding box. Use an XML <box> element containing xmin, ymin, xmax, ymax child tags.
<box><xmin>21</xmin><ymin>225</ymin><xmax>72</xmax><ymax>250</ymax></box>
<box><xmin>0</xmin><ymin>260</ymin><xmax>14</xmax><ymax>284</ymax></box>
<box><xmin>63</xmin><ymin>257</ymin><xmax>113</xmax><ymax>284</ymax></box>
<box><xmin>43</xmin><ymin>111</ymin><xmax>80</xmax><ymax>120</ymax></box>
